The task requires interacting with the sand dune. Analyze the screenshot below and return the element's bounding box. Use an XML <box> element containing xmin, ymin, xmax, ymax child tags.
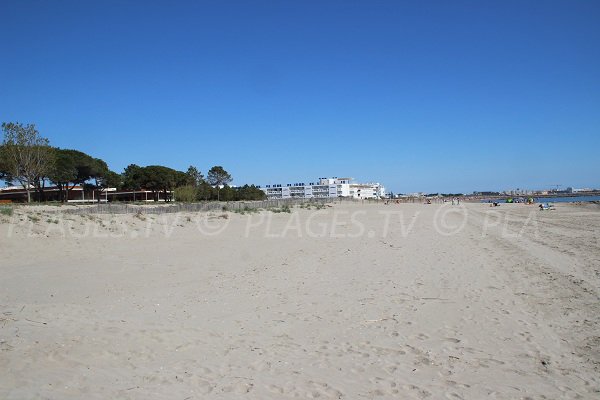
<box><xmin>1</xmin><ymin>202</ymin><xmax>599</xmax><ymax>399</ymax></box>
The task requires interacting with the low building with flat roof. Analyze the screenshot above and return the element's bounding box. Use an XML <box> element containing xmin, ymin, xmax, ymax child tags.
<box><xmin>0</xmin><ymin>185</ymin><xmax>173</xmax><ymax>203</ymax></box>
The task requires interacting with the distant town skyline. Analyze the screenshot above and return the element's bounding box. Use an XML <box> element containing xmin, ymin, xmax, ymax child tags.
<box><xmin>255</xmin><ymin>175</ymin><xmax>598</xmax><ymax>196</ymax></box>
<box><xmin>1</xmin><ymin>1</ymin><xmax>599</xmax><ymax>194</ymax></box>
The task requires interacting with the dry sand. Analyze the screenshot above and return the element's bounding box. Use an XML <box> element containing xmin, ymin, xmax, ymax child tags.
<box><xmin>1</xmin><ymin>202</ymin><xmax>599</xmax><ymax>399</ymax></box>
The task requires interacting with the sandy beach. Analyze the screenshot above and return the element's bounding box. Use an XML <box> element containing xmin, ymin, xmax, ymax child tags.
<box><xmin>1</xmin><ymin>201</ymin><xmax>599</xmax><ymax>399</ymax></box>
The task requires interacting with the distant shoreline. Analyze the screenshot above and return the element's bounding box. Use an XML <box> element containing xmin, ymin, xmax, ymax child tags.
<box><xmin>470</xmin><ymin>193</ymin><xmax>600</xmax><ymax>203</ymax></box>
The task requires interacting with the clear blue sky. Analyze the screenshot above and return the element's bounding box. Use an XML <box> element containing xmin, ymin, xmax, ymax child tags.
<box><xmin>1</xmin><ymin>0</ymin><xmax>599</xmax><ymax>193</ymax></box>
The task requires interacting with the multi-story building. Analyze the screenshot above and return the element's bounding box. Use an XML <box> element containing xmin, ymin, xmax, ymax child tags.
<box><xmin>261</xmin><ymin>177</ymin><xmax>385</xmax><ymax>200</ymax></box>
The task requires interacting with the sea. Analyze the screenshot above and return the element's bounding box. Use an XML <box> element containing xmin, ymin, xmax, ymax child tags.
<box><xmin>481</xmin><ymin>195</ymin><xmax>600</xmax><ymax>204</ymax></box>
<box><xmin>537</xmin><ymin>195</ymin><xmax>600</xmax><ymax>203</ymax></box>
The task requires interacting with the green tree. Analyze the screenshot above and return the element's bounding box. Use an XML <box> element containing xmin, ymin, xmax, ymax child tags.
<box><xmin>174</xmin><ymin>185</ymin><xmax>197</xmax><ymax>202</ymax></box>
<box><xmin>122</xmin><ymin>165</ymin><xmax>186</xmax><ymax>202</ymax></box>
<box><xmin>122</xmin><ymin>164</ymin><xmax>145</xmax><ymax>201</ymax></box>
<box><xmin>140</xmin><ymin>165</ymin><xmax>171</xmax><ymax>201</ymax></box>
<box><xmin>196</xmin><ymin>180</ymin><xmax>215</xmax><ymax>201</ymax></box>
<box><xmin>90</xmin><ymin>158</ymin><xmax>121</xmax><ymax>202</ymax></box>
<box><xmin>235</xmin><ymin>184</ymin><xmax>267</xmax><ymax>201</ymax></box>
<box><xmin>219</xmin><ymin>185</ymin><xmax>235</xmax><ymax>201</ymax></box>
<box><xmin>0</xmin><ymin>145</ymin><xmax>12</xmax><ymax>184</ymax></box>
<box><xmin>48</xmin><ymin>149</ymin><xmax>97</xmax><ymax>202</ymax></box>
<box><xmin>48</xmin><ymin>148</ymin><xmax>76</xmax><ymax>202</ymax></box>
<box><xmin>185</xmin><ymin>165</ymin><xmax>203</xmax><ymax>187</ymax></box>
<box><xmin>206</xmin><ymin>166</ymin><xmax>232</xmax><ymax>201</ymax></box>
<box><xmin>1</xmin><ymin>122</ymin><xmax>53</xmax><ymax>202</ymax></box>
<box><xmin>173</xmin><ymin>170</ymin><xmax>189</xmax><ymax>188</ymax></box>
<box><xmin>137</xmin><ymin>165</ymin><xmax>186</xmax><ymax>202</ymax></box>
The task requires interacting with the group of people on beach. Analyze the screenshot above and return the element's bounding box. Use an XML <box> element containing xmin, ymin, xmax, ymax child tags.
<box><xmin>422</xmin><ymin>197</ymin><xmax>461</xmax><ymax>205</ymax></box>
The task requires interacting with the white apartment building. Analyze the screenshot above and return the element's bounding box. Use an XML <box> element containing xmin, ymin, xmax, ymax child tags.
<box><xmin>261</xmin><ymin>177</ymin><xmax>385</xmax><ymax>200</ymax></box>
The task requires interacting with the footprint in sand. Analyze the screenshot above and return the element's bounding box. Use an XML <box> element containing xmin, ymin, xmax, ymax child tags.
<box><xmin>265</xmin><ymin>384</ymin><xmax>284</xmax><ymax>394</ymax></box>
<box><xmin>444</xmin><ymin>337</ymin><xmax>461</xmax><ymax>344</ymax></box>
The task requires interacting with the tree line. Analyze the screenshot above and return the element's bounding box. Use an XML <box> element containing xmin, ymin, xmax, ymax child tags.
<box><xmin>0</xmin><ymin>122</ymin><xmax>265</xmax><ymax>203</ymax></box>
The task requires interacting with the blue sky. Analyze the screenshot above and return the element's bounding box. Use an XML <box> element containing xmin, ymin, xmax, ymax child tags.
<box><xmin>1</xmin><ymin>0</ymin><xmax>599</xmax><ymax>193</ymax></box>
